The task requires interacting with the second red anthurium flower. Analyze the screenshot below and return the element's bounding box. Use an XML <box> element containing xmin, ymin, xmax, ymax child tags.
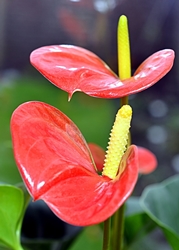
<box><xmin>30</xmin><ymin>45</ymin><xmax>174</xmax><ymax>99</ymax></box>
<box><xmin>11</xmin><ymin>101</ymin><xmax>138</xmax><ymax>226</ymax></box>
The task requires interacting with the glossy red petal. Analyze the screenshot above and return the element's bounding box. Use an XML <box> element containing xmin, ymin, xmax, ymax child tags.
<box><xmin>91</xmin><ymin>49</ymin><xmax>175</xmax><ymax>98</ymax></box>
<box><xmin>40</xmin><ymin>145</ymin><xmax>138</xmax><ymax>226</ymax></box>
<box><xmin>138</xmin><ymin>147</ymin><xmax>157</xmax><ymax>174</ymax></box>
<box><xmin>30</xmin><ymin>45</ymin><xmax>119</xmax><ymax>99</ymax></box>
<box><xmin>11</xmin><ymin>101</ymin><xmax>96</xmax><ymax>197</ymax></box>
<box><xmin>88</xmin><ymin>143</ymin><xmax>105</xmax><ymax>172</ymax></box>
<box><xmin>30</xmin><ymin>45</ymin><xmax>174</xmax><ymax>99</ymax></box>
<box><xmin>11</xmin><ymin>102</ymin><xmax>138</xmax><ymax>226</ymax></box>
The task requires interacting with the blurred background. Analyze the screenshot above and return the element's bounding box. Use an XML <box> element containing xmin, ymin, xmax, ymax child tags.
<box><xmin>0</xmin><ymin>0</ymin><xmax>178</xmax><ymax>249</ymax></box>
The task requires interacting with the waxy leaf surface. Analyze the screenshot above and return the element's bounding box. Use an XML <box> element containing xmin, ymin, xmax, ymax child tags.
<box><xmin>140</xmin><ymin>175</ymin><xmax>179</xmax><ymax>250</ymax></box>
<box><xmin>30</xmin><ymin>45</ymin><xmax>174</xmax><ymax>99</ymax></box>
<box><xmin>11</xmin><ymin>101</ymin><xmax>138</xmax><ymax>226</ymax></box>
<box><xmin>0</xmin><ymin>185</ymin><xmax>24</xmax><ymax>250</ymax></box>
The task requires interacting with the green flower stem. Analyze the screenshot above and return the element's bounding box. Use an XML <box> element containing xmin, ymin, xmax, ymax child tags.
<box><xmin>121</xmin><ymin>96</ymin><xmax>128</xmax><ymax>106</ymax></box>
<box><xmin>102</xmin><ymin>217</ymin><xmax>111</xmax><ymax>250</ymax></box>
<box><xmin>112</xmin><ymin>203</ymin><xmax>125</xmax><ymax>250</ymax></box>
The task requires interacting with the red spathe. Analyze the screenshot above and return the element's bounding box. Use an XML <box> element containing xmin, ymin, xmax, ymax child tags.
<box><xmin>11</xmin><ymin>101</ymin><xmax>138</xmax><ymax>226</ymax></box>
<box><xmin>30</xmin><ymin>45</ymin><xmax>174</xmax><ymax>99</ymax></box>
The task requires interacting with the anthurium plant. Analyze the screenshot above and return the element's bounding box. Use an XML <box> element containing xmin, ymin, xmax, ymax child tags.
<box><xmin>1</xmin><ymin>15</ymin><xmax>178</xmax><ymax>250</ymax></box>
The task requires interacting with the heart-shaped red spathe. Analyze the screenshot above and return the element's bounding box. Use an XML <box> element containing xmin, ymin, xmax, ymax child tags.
<box><xmin>11</xmin><ymin>101</ymin><xmax>138</xmax><ymax>226</ymax></box>
<box><xmin>88</xmin><ymin>143</ymin><xmax>157</xmax><ymax>174</ymax></box>
<box><xmin>30</xmin><ymin>45</ymin><xmax>174</xmax><ymax>99</ymax></box>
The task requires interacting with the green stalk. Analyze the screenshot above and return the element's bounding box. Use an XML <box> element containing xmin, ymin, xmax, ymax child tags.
<box><xmin>112</xmin><ymin>204</ymin><xmax>125</xmax><ymax>250</ymax></box>
<box><xmin>120</xmin><ymin>96</ymin><xmax>128</xmax><ymax>106</ymax></box>
<box><xmin>102</xmin><ymin>217</ymin><xmax>111</xmax><ymax>250</ymax></box>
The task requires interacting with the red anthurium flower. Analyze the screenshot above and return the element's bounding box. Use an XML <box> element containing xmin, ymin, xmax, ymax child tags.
<box><xmin>88</xmin><ymin>143</ymin><xmax>157</xmax><ymax>174</ymax></box>
<box><xmin>11</xmin><ymin>101</ymin><xmax>138</xmax><ymax>226</ymax></box>
<box><xmin>30</xmin><ymin>45</ymin><xmax>174</xmax><ymax>99</ymax></box>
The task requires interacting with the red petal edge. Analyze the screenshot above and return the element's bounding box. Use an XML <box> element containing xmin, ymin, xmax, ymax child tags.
<box><xmin>138</xmin><ymin>147</ymin><xmax>157</xmax><ymax>174</ymax></box>
<box><xmin>30</xmin><ymin>45</ymin><xmax>174</xmax><ymax>99</ymax></box>
<box><xmin>30</xmin><ymin>45</ymin><xmax>119</xmax><ymax>99</ymax></box>
<box><xmin>41</xmin><ymin>145</ymin><xmax>138</xmax><ymax>226</ymax></box>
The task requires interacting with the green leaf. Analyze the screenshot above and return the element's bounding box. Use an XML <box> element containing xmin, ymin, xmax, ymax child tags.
<box><xmin>127</xmin><ymin>229</ymin><xmax>171</xmax><ymax>250</ymax></box>
<box><xmin>125</xmin><ymin>197</ymin><xmax>144</xmax><ymax>216</ymax></box>
<box><xmin>69</xmin><ymin>225</ymin><xmax>102</xmax><ymax>250</ymax></box>
<box><xmin>0</xmin><ymin>185</ymin><xmax>25</xmax><ymax>250</ymax></box>
<box><xmin>125</xmin><ymin>197</ymin><xmax>156</xmax><ymax>246</ymax></box>
<box><xmin>140</xmin><ymin>174</ymin><xmax>179</xmax><ymax>250</ymax></box>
